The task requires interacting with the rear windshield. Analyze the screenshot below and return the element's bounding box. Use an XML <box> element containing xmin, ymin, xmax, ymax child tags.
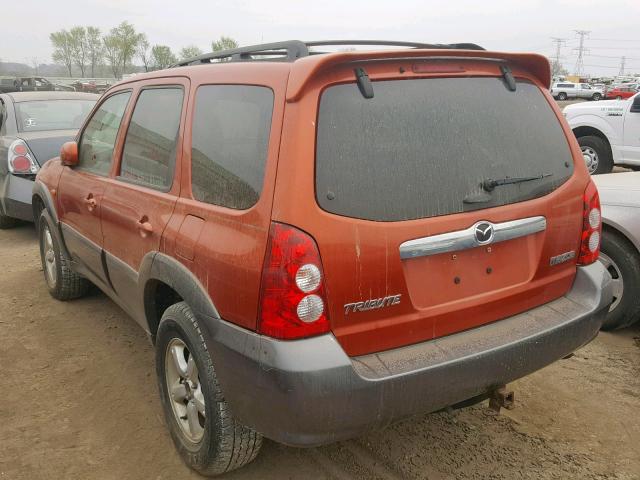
<box><xmin>316</xmin><ymin>77</ymin><xmax>574</xmax><ymax>222</ymax></box>
<box><xmin>15</xmin><ymin>99</ymin><xmax>95</xmax><ymax>133</ymax></box>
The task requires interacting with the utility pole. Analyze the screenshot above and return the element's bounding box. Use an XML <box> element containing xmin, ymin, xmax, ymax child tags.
<box><xmin>573</xmin><ymin>30</ymin><xmax>590</xmax><ymax>77</ymax></box>
<box><xmin>550</xmin><ymin>37</ymin><xmax>567</xmax><ymax>76</ymax></box>
<box><xmin>619</xmin><ymin>56</ymin><xmax>626</xmax><ymax>76</ymax></box>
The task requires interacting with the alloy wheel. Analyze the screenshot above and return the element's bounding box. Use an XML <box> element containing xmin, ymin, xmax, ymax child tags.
<box><xmin>581</xmin><ymin>146</ymin><xmax>599</xmax><ymax>174</ymax></box>
<box><xmin>599</xmin><ymin>252</ymin><xmax>623</xmax><ymax>312</ymax></box>
<box><xmin>165</xmin><ymin>338</ymin><xmax>206</xmax><ymax>442</ymax></box>
<box><xmin>43</xmin><ymin>225</ymin><xmax>57</xmax><ymax>288</ymax></box>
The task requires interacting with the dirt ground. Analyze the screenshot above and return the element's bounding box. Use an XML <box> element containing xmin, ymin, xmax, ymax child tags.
<box><xmin>1</xmin><ymin>223</ymin><xmax>639</xmax><ymax>480</ymax></box>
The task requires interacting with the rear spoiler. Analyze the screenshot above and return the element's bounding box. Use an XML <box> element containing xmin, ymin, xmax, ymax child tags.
<box><xmin>286</xmin><ymin>50</ymin><xmax>551</xmax><ymax>102</ymax></box>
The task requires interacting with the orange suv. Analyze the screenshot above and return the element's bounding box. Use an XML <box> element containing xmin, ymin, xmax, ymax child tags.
<box><xmin>32</xmin><ymin>40</ymin><xmax>612</xmax><ymax>476</ymax></box>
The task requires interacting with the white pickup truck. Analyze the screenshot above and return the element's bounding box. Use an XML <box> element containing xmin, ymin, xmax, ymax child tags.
<box><xmin>564</xmin><ymin>93</ymin><xmax>640</xmax><ymax>174</ymax></box>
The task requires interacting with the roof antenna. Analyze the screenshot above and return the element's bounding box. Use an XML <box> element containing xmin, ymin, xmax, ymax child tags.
<box><xmin>354</xmin><ymin>67</ymin><xmax>374</xmax><ymax>99</ymax></box>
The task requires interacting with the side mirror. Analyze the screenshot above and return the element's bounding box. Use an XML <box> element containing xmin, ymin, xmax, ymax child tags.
<box><xmin>60</xmin><ymin>141</ymin><xmax>79</xmax><ymax>166</ymax></box>
<box><xmin>631</xmin><ymin>95</ymin><xmax>640</xmax><ymax>113</ymax></box>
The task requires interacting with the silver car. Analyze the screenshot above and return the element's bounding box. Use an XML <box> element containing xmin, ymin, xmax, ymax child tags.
<box><xmin>551</xmin><ymin>82</ymin><xmax>603</xmax><ymax>101</ymax></box>
<box><xmin>0</xmin><ymin>91</ymin><xmax>98</xmax><ymax>228</ymax></box>
<box><xmin>594</xmin><ymin>172</ymin><xmax>640</xmax><ymax>329</ymax></box>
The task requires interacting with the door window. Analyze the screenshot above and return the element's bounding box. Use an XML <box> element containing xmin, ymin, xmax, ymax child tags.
<box><xmin>119</xmin><ymin>87</ymin><xmax>184</xmax><ymax>190</ymax></box>
<box><xmin>78</xmin><ymin>91</ymin><xmax>131</xmax><ymax>176</ymax></box>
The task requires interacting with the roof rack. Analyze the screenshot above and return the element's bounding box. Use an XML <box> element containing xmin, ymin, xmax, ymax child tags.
<box><xmin>173</xmin><ymin>40</ymin><xmax>485</xmax><ymax>67</ymax></box>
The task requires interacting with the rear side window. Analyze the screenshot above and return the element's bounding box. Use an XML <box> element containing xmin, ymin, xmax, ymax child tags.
<box><xmin>316</xmin><ymin>77</ymin><xmax>574</xmax><ymax>222</ymax></box>
<box><xmin>120</xmin><ymin>87</ymin><xmax>184</xmax><ymax>190</ymax></box>
<box><xmin>191</xmin><ymin>85</ymin><xmax>274</xmax><ymax>209</ymax></box>
<box><xmin>15</xmin><ymin>99</ymin><xmax>95</xmax><ymax>132</ymax></box>
<box><xmin>78</xmin><ymin>91</ymin><xmax>131</xmax><ymax>176</ymax></box>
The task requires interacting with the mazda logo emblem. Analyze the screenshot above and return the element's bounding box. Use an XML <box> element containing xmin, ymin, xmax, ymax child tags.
<box><xmin>474</xmin><ymin>221</ymin><xmax>494</xmax><ymax>245</ymax></box>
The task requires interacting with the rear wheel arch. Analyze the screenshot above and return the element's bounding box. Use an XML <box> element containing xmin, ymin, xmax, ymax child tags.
<box><xmin>572</xmin><ymin>126</ymin><xmax>612</xmax><ymax>154</ymax></box>
<box><xmin>142</xmin><ymin>253</ymin><xmax>219</xmax><ymax>341</ymax></box>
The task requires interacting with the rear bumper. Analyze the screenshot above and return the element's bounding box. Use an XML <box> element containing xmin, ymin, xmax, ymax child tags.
<box><xmin>0</xmin><ymin>173</ymin><xmax>34</xmax><ymax>221</ymax></box>
<box><xmin>203</xmin><ymin>262</ymin><xmax>612</xmax><ymax>447</ymax></box>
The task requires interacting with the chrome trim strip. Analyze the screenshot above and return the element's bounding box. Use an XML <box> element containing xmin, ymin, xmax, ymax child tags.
<box><xmin>399</xmin><ymin>216</ymin><xmax>547</xmax><ymax>259</ymax></box>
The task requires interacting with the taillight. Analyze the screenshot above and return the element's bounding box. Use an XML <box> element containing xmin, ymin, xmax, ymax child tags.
<box><xmin>577</xmin><ymin>180</ymin><xmax>602</xmax><ymax>265</ymax></box>
<box><xmin>8</xmin><ymin>139</ymin><xmax>39</xmax><ymax>174</ymax></box>
<box><xmin>258</xmin><ymin>222</ymin><xmax>330</xmax><ymax>340</ymax></box>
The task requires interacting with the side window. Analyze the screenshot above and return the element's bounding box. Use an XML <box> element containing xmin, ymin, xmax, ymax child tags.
<box><xmin>119</xmin><ymin>87</ymin><xmax>184</xmax><ymax>190</ymax></box>
<box><xmin>191</xmin><ymin>85</ymin><xmax>274</xmax><ymax>209</ymax></box>
<box><xmin>78</xmin><ymin>91</ymin><xmax>131</xmax><ymax>176</ymax></box>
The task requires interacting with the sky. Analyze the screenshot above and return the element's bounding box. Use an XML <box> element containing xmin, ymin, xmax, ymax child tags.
<box><xmin>1</xmin><ymin>0</ymin><xmax>639</xmax><ymax>77</ymax></box>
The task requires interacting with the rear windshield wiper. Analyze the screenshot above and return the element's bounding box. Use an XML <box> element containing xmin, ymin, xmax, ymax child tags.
<box><xmin>482</xmin><ymin>173</ymin><xmax>553</xmax><ymax>192</ymax></box>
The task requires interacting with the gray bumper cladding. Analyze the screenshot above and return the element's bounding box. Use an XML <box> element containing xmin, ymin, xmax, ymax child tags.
<box><xmin>203</xmin><ymin>262</ymin><xmax>612</xmax><ymax>447</ymax></box>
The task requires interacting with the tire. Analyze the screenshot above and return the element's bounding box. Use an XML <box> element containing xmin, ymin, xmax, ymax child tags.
<box><xmin>616</xmin><ymin>96</ymin><xmax>622</xmax><ymax>100</ymax></box>
<box><xmin>578</xmin><ymin>135</ymin><xmax>613</xmax><ymax>175</ymax></box>
<box><xmin>592</xmin><ymin>93</ymin><xmax>602</xmax><ymax>101</ymax></box>
<box><xmin>558</xmin><ymin>92</ymin><xmax>568</xmax><ymax>101</ymax></box>
<box><xmin>38</xmin><ymin>210</ymin><xmax>89</xmax><ymax>300</ymax></box>
<box><xmin>599</xmin><ymin>230</ymin><xmax>640</xmax><ymax>330</ymax></box>
<box><xmin>0</xmin><ymin>212</ymin><xmax>18</xmax><ymax>229</ymax></box>
<box><xmin>156</xmin><ymin>302</ymin><xmax>262</xmax><ymax>476</ymax></box>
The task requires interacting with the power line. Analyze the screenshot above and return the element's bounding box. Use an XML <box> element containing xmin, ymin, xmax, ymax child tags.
<box><xmin>586</xmin><ymin>53</ymin><xmax>640</xmax><ymax>60</ymax></box>
<box><xmin>588</xmin><ymin>38</ymin><xmax>640</xmax><ymax>43</ymax></box>
<box><xmin>573</xmin><ymin>30</ymin><xmax>590</xmax><ymax>76</ymax></box>
<box><xmin>584</xmin><ymin>45</ymin><xmax>640</xmax><ymax>50</ymax></box>
<box><xmin>582</xmin><ymin>63</ymin><xmax>640</xmax><ymax>70</ymax></box>
<box><xmin>550</xmin><ymin>37</ymin><xmax>567</xmax><ymax>70</ymax></box>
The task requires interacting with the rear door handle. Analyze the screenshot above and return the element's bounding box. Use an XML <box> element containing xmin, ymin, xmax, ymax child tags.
<box><xmin>83</xmin><ymin>194</ymin><xmax>97</xmax><ymax>212</ymax></box>
<box><xmin>137</xmin><ymin>216</ymin><xmax>153</xmax><ymax>238</ymax></box>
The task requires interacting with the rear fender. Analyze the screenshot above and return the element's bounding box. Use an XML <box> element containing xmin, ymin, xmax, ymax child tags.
<box><xmin>141</xmin><ymin>252</ymin><xmax>220</xmax><ymax>338</ymax></box>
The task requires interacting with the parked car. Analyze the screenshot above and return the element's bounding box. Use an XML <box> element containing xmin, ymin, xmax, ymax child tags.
<box><xmin>0</xmin><ymin>78</ymin><xmax>20</xmax><ymax>93</ymax></box>
<box><xmin>551</xmin><ymin>82</ymin><xmax>603</xmax><ymax>101</ymax></box>
<box><xmin>71</xmin><ymin>79</ymin><xmax>111</xmax><ymax>94</ymax></box>
<box><xmin>605</xmin><ymin>86</ymin><xmax>638</xmax><ymax>100</ymax></box>
<box><xmin>33</xmin><ymin>40</ymin><xmax>612</xmax><ymax>476</ymax></box>
<box><xmin>564</xmin><ymin>92</ymin><xmax>640</xmax><ymax>174</ymax></box>
<box><xmin>0</xmin><ymin>91</ymin><xmax>98</xmax><ymax>228</ymax></box>
<box><xmin>0</xmin><ymin>77</ymin><xmax>75</xmax><ymax>93</ymax></box>
<box><xmin>593</xmin><ymin>172</ymin><xmax>640</xmax><ymax>330</ymax></box>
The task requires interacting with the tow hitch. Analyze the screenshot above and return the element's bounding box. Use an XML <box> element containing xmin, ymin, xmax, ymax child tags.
<box><xmin>489</xmin><ymin>386</ymin><xmax>515</xmax><ymax>413</ymax></box>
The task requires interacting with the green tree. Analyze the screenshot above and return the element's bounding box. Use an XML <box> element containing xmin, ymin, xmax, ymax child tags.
<box><xmin>137</xmin><ymin>34</ymin><xmax>151</xmax><ymax>72</ymax></box>
<box><xmin>179</xmin><ymin>45</ymin><xmax>203</xmax><ymax>61</ymax></box>
<box><xmin>103</xmin><ymin>34</ymin><xmax>123</xmax><ymax>78</ymax></box>
<box><xmin>103</xmin><ymin>21</ymin><xmax>143</xmax><ymax>79</ymax></box>
<box><xmin>50</xmin><ymin>30</ymin><xmax>74</xmax><ymax>76</ymax></box>
<box><xmin>69</xmin><ymin>26</ymin><xmax>88</xmax><ymax>77</ymax></box>
<box><xmin>151</xmin><ymin>45</ymin><xmax>177</xmax><ymax>70</ymax></box>
<box><xmin>211</xmin><ymin>36</ymin><xmax>238</xmax><ymax>52</ymax></box>
<box><xmin>86</xmin><ymin>26</ymin><xmax>103</xmax><ymax>77</ymax></box>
